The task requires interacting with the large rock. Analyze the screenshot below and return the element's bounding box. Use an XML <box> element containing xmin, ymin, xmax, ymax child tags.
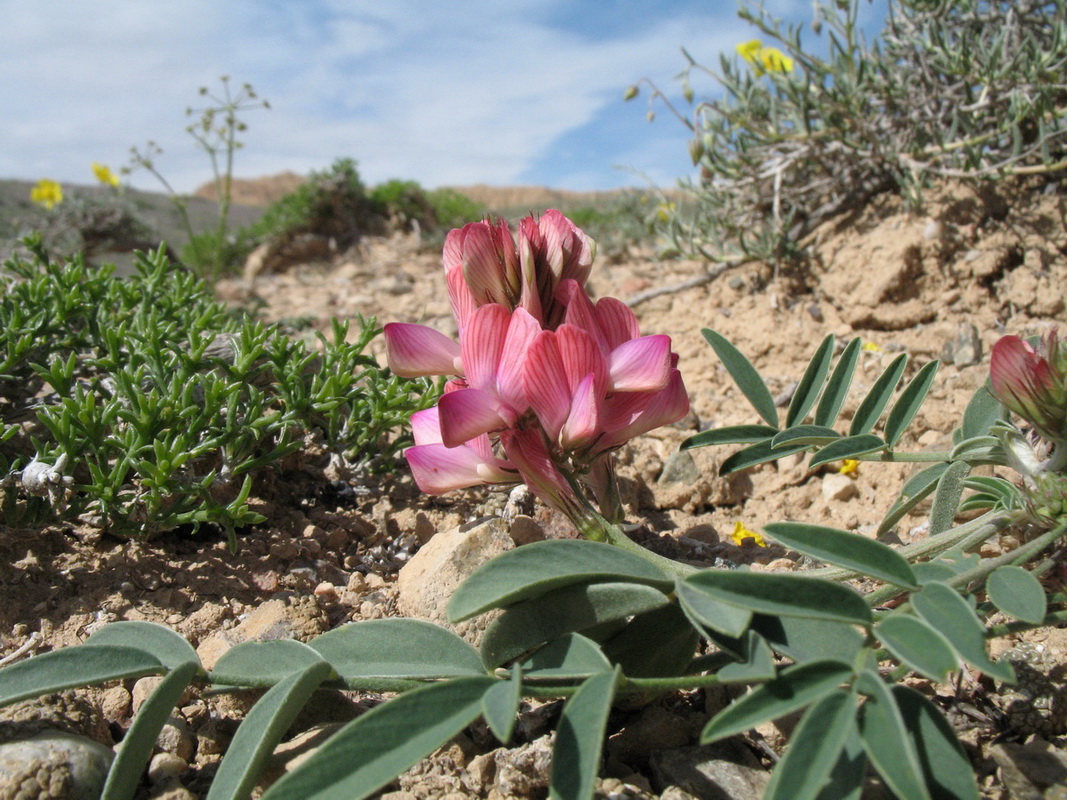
<box><xmin>396</xmin><ymin>518</ymin><xmax>514</xmax><ymax>646</ymax></box>
<box><xmin>0</xmin><ymin>730</ymin><xmax>114</xmax><ymax>800</ymax></box>
<box><xmin>648</xmin><ymin>740</ymin><xmax>769</xmax><ymax>800</ymax></box>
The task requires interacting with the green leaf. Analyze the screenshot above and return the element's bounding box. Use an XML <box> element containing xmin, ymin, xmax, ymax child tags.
<box><xmin>0</xmin><ymin>646</ymin><xmax>164</xmax><ymax>707</ymax></box>
<box><xmin>598</xmin><ymin>604</ymin><xmax>701</xmax><ymax>678</ymax></box>
<box><xmin>676</xmin><ymin>578</ymin><xmax>753</xmax><ymax>638</ymax></box>
<box><xmin>717</xmin><ymin>631</ymin><xmax>776</xmax><ymax>684</ymax></box>
<box><xmin>787</xmin><ymin>334</ymin><xmax>836</xmax><ymax>427</ymax></box>
<box><xmin>878</xmin><ymin>462</ymin><xmax>950</xmax><ymax>535</ymax></box>
<box><xmin>480</xmin><ymin>582</ymin><xmax>670</xmax><ymax>669</ymax></box>
<box><xmin>770</xmin><ymin>425</ymin><xmax>841</xmax><ymax>448</ymax></box>
<box><xmin>701</xmin><ymin>329</ymin><xmax>778</xmax><ymax>427</ymax></box>
<box><xmin>875</xmin><ymin>616</ymin><xmax>958</xmax><ymax>682</ymax></box>
<box><xmin>103</xmin><ymin>660</ymin><xmax>199</xmax><ymax>800</ymax></box>
<box><xmin>702</xmin><ymin>660</ymin><xmax>854</xmax><ymax>743</ymax></box>
<box><xmin>950</xmin><ymin>435</ymin><xmax>1001</xmax><ymax>463</ymax></box>
<box><xmin>814</xmin><ymin>734</ymin><xmax>867</xmax><ymax>800</ymax></box>
<box><xmin>929</xmin><ymin>461</ymin><xmax>970</xmax><ymax>535</ymax></box>
<box><xmin>550</xmin><ymin>668</ymin><xmax>619</xmax><ymax>800</ymax></box>
<box><xmin>681</xmin><ymin>424</ymin><xmax>778</xmax><ymax>450</ymax></box>
<box><xmin>986</xmin><ymin>566</ymin><xmax>1047</xmax><ymax>625</ymax></box>
<box><xmin>210</xmin><ymin>640</ymin><xmax>330</xmax><ymax>687</ymax></box>
<box><xmin>765</xmin><ymin>690</ymin><xmax>857</xmax><ymax>800</ymax></box>
<box><xmin>815</xmin><ymin>337</ymin><xmax>862</xmax><ymax>427</ymax></box>
<box><xmin>684</xmin><ymin>570</ymin><xmax>872</xmax><ymax>627</ymax></box>
<box><xmin>85</xmin><ymin>621</ymin><xmax>200</xmax><ymax>671</ymax></box>
<box><xmin>763</xmin><ymin>522</ymin><xmax>918</xmax><ymax>588</ymax></box>
<box><xmin>857</xmin><ymin>671</ymin><xmax>931</xmax><ymax>800</ymax></box>
<box><xmin>309</xmin><ymin>619</ymin><xmax>486</xmax><ymax>680</ymax></box>
<box><xmin>719</xmin><ymin>439</ymin><xmax>811</xmax><ymax>475</ymax></box>
<box><xmin>208</xmin><ymin>662</ymin><xmax>333</xmax><ymax>800</ymax></box>
<box><xmin>849</xmin><ymin>353</ymin><xmax>908</xmax><ymax>436</ymax></box>
<box><xmin>262</xmin><ymin>677</ymin><xmax>494</xmax><ymax>800</ymax></box>
<box><xmin>752</xmin><ymin>615</ymin><xmax>867</xmax><ymax>664</ymax></box>
<box><xmin>520</xmin><ymin>634</ymin><xmax>612</xmax><ymax>680</ymax></box>
<box><xmin>447</xmin><ymin>540</ymin><xmax>672</xmax><ymax>622</ymax></box>
<box><xmin>481</xmin><ymin>666</ymin><xmax>521</xmax><ymax>744</ymax></box>
<box><xmin>808</xmin><ymin>434</ymin><xmax>885</xmax><ymax>469</ymax></box>
<box><xmin>960</xmin><ymin>383</ymin><xmax>1005</xmax><ymax>439</ymax></box>
<box><xmin>891</xmin><ymin>685</ymin><xmax>980</xmax><ymax>800</ymax></box>
<box><xmin>912</xmin><ymin>582</ymin><xmax>1015</xmax><ymax>682</ymax></box>
<box><xmin>884</xmin><ymin>360</ymin><xmax>940</xmax><ymax>447</ymax></box>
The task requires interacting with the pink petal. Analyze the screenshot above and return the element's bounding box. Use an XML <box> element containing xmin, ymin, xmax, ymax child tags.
<box><xmin>558</xmin><ymin>279</ymin><xmax>601</xmax><ymax>343</ymax></box>
<box><xmin>410</xmin><ymin>407</ymin><xmax>444</xmax><ymax>446</ymax></box>
<box><xmin>496</xmin><ymin>308</ymin><xmax>541</xmax><ymax>412</ymax></box>
<box><xmin>384</xmin><ymin>323</ymin><xmax>461</xmax><ymax>377</ymax></box>
<box><xmin>524</xmin><ymin>331</ymin><xmax>570</xmax><ymax>441</ymax></box>
<box><xmin>560</xmin><ymin>373</ymin><xmax>601</xmax><ymax>450</ymax></box>
<box><xmin>556</xmin><ymin>324</ymin><xmax>608</xmax><ymax>395</ymax></box>
<box><xmin>594</xmin><ymin>297</ymin><xmax>640</xmax><ymax>351</ymax></box>
<box><xmin>437</xmin><ymin>387</ymin><xmax>509</xmax><ymax>448</ymax></box>
<box><xmin>539</xmin><ymin>210</ymin><xmax>594</xmax><ymax>286</ymax></box>
<box><xmin>501</xmin><ymin>428</ymin><xmax>583</xmax><ymax>517</ymax></box>
<box><xmin>460</xmin><ymin>220</ymin><xmax>517</xmax><ymax>306</ymax></box>
<box><xmin>609</xmin><ymin>335</ymin><xmax>672</xmax><ymax>392</ymax></box>
<box><xmin>599</xmin><ymin>370</ymin><xmax>690</xmax><ymax>451</ymax></box>
<box><xmin>446</xmin><ymin>265</ymin><xmax>478</xmax><ymax>333</ymax></box>
<box><xmin>461</xmin><ymin>304</ymin><xmax>510</xmax><ymax>391</ymax></box>
<box><xmin>405</xmin><ymin>443</ymin><xmax>512</xmax><ymax>494</ymax></box>
<box><xmin>442</xmin><ymin>228</ymin><xmax>464</xmax><ymax>271</ymax></box>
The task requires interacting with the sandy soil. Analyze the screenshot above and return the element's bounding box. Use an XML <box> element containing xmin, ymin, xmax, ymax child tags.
<box><xmin>2</xmin><ymin>177</ymin><xmax>1065</xmax><ymax>797</ymax></box>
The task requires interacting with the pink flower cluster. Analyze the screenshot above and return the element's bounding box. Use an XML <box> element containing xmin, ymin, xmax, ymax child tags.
<box><xmin>991</xmin><ymin>329</ymin><xmax>1067</xmax><ymax>446</ymax></box>
<box><xmin>385</xmin><ymin>210</ymin><xmax>689</xmax><ymax>522</ymax></box>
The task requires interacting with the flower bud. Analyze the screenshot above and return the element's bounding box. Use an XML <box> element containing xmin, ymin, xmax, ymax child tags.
<box><xmin>990</xmin><ymin>330</ymin><xmax>1067</xmax><ymax>445</ymax></box>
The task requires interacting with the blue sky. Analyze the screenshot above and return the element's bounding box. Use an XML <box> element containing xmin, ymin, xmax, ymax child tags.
<box><xmin>0</xmin><ymin>1</ymin><xmax>887</xmax><ymax>194</ymax></box>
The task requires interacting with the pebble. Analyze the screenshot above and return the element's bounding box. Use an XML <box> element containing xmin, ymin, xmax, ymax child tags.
<box><xmin>147</xmin><ymin>751</ymin><xmax>188</xmax><ymax>784</ymax></box>
<box><xmin>822</xmin><ymin>473</ymin><xmax>859</xmax><ymax>502</ymax></box>
<box><xmin>0</xmin><ymin>731</ymin><xmax>113</xmax><ymax>799</ymax></box>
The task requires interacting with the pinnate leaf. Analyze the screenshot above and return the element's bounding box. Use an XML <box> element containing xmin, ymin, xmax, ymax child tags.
<box><xmin>912</xmin><ymin>581</ymin><xmax>1014</xmax><ymax>682</ymax></box>
<box><xmin>701</xmin><ymin>329</ymin><xmax>778</xmax><ymax>427</ymax></box>
<box><xmin>787</xmin><ymin>333</ymin><xmax>836</xmax><ymax>427</ymax></box>
<box><xmin>765</xmin><ymin>690</ymin><xmax>857</xmax><ymax>800</ymax></box>
<box><xmin>684</xmin><ymin>570</ymin><xmax>872</xmax><ymax>627</ymax></box>
<box><xmin>986</xmin><ymin>566</ymin><xmax>1047</xmax><ymax>625</ymax></box>
<box><xmin>875</xmin><ymin>616</ymin><xmax>958</xmax><ymax>682</ymax></box>
<box><xmin>763</xmin><ymin>522</ymin><xmax>917</xmax><ymax>588</ymax></box>
<box><xmin>549</xmin><ymin>668</ymin><xmax>619</xmax><ymax>800</ymax></box>
<box><xmin>262</xmin><ymin>677</ymin><xmax>495</xmax><ymax>800</ymax></box>
<box><xmin>702</xmin><ymin>660</ymin><xmax>854</xmax><ymax>743</ymax></box>
<box><xmin>447</xmin><ymin>540</ymin><xmax>671</xmax><ymax>622</ymax></box>
<box><xmin>208</xmin><ymin>662</ymin><xmax>334</xmax><ymax>800</ymax></box>
<box><xmin>310</xmin><ymin>619</ymin><xmax>486</xmax><ymax>680</ymax></box>
<box><xmin>849</xmin><ymin>353</ymin><xmax>908</xmax><ymax>436</ymax></box>
<box><xmin>0</xmin><ymin>646</ymin><xmax>163</xmax><ymax>707</ymax></box>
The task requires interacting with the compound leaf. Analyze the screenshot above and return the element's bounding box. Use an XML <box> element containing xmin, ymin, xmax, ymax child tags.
<box><xmin>262</xmin><ymin>676</ymin><xmax>494</xmax><ymax>800</ymax></box>
<box><xmin>549</xmin><ymin>668</ymin><xmax>619</xmax><ymax>800</ymax></box>
<box><xmin>763</xmin><ymin>522</ymin><xmax>917</xmax><ymax>588</ymax></box>
<box><xmin>702</xmin><ymin>329</ymin><xmax>778</xmax><ymax>427</ymax></box>
<box><xmin>448</xmin><ymin>540</ymin><xmax>671</xmax><ymax>622</ymax></box>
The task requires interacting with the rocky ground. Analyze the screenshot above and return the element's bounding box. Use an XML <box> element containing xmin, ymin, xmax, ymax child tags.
<box><xmin>2</xmin><ymin>178</ymin><xmax>1066</xmax><ymax>798</ymax></box>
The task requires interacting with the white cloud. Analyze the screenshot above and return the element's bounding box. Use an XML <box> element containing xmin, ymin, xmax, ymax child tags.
<box><xmin>0</xmin><ymin>0</ymin><xmax>772</xmax><ymax>193</ymax></box>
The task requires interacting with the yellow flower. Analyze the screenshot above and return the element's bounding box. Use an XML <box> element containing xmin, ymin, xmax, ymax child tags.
<box><xmin>730</xmin><ymin>521</ymin><xmax>766</xmax><ymax>547</ymax></box>
<box><xmin>92</xmin><ymin>162</ymin><xmax>120</xmax><ymax>187</ymax></box>
<box><xmin>758</xmin><ymin>47</ymin><xmax>794</xmax><ymax>74</ymax></box>
<box><xmin>861</xmin><ymin>341</ymin><xmax>883</xmax><ymax>353</ymax></box>
<box><xmin>737</xmin><ymin>39</ymin><xmax>764</xmax><ymax>66</ymax></box>
<box><xmin>30</xmin><ymin>179</ymin><xmax>63</xmax><ymax>210</ymax></box>
<box><xmin>737</xmin><ymin>39</ymin><xmax>793</xmax><ymax>75</ymax></box>
<box><xmin>838</xmin><ymin>459</ymin><xmax>859</xmax><ymax>476</ymax></box>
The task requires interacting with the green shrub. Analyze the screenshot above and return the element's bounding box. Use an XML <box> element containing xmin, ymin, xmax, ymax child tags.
<box><xmin>629</xmin><ymin>0</ymin><xmax>1067</xmax><ymax>263</ymax></box>
<box><xmin>0</xmin><ymin>238</ymin><xmax>438</xmax><ymax>541</ymax></box>
<box><xmin>425</xmin><ymin>187</ymin><xmax>486</xmax><ymax>230</ymax></box>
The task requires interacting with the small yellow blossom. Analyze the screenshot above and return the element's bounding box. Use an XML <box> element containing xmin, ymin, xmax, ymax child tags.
<box><xmin>730</xmin><ymin>521</ymin><xmax>767</xmax><ymax>547</ymax></box>
<box><xmin>861</xmin><ymin>341</ymin><xmax>883</xmax><ymax>353</ymax></box>
<box><xmin>656</xmin><ymin>201</ymin><xmax>676</xmax><ymax>223</ymax></box>
<box><xmin>92</xmin><ymin>162</ymin><xmax>120</xmax><ymax>187</ymax></box>
<box><xmin>838</xmin><ymin>459</ymin><xmax>859</xmax><ymax>476</ymax></box>
<box><xmin>30</xmin><ymin>179</ymin><xmax>63</xmax><ymax>210</ymax></box>
<box><xmin>737</xmin><ymin>39</ymin><xmax>794</xmax><ymax>75</ymax></box>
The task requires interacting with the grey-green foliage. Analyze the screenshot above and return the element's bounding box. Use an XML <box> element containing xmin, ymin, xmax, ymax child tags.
<box><xmin>0</xmin><ymin>237</ymin><xmax>438</xmax><ymax>539</ymax></box>
<box><xmin>4</xmin><ymin>333</ymin><xmax>1064</xmax><ymax>799</ymax></box>
<box><xmin>630</xmin><ymin>0</ymin><xmax>1067</xmax><ymax>263</ymax></box>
